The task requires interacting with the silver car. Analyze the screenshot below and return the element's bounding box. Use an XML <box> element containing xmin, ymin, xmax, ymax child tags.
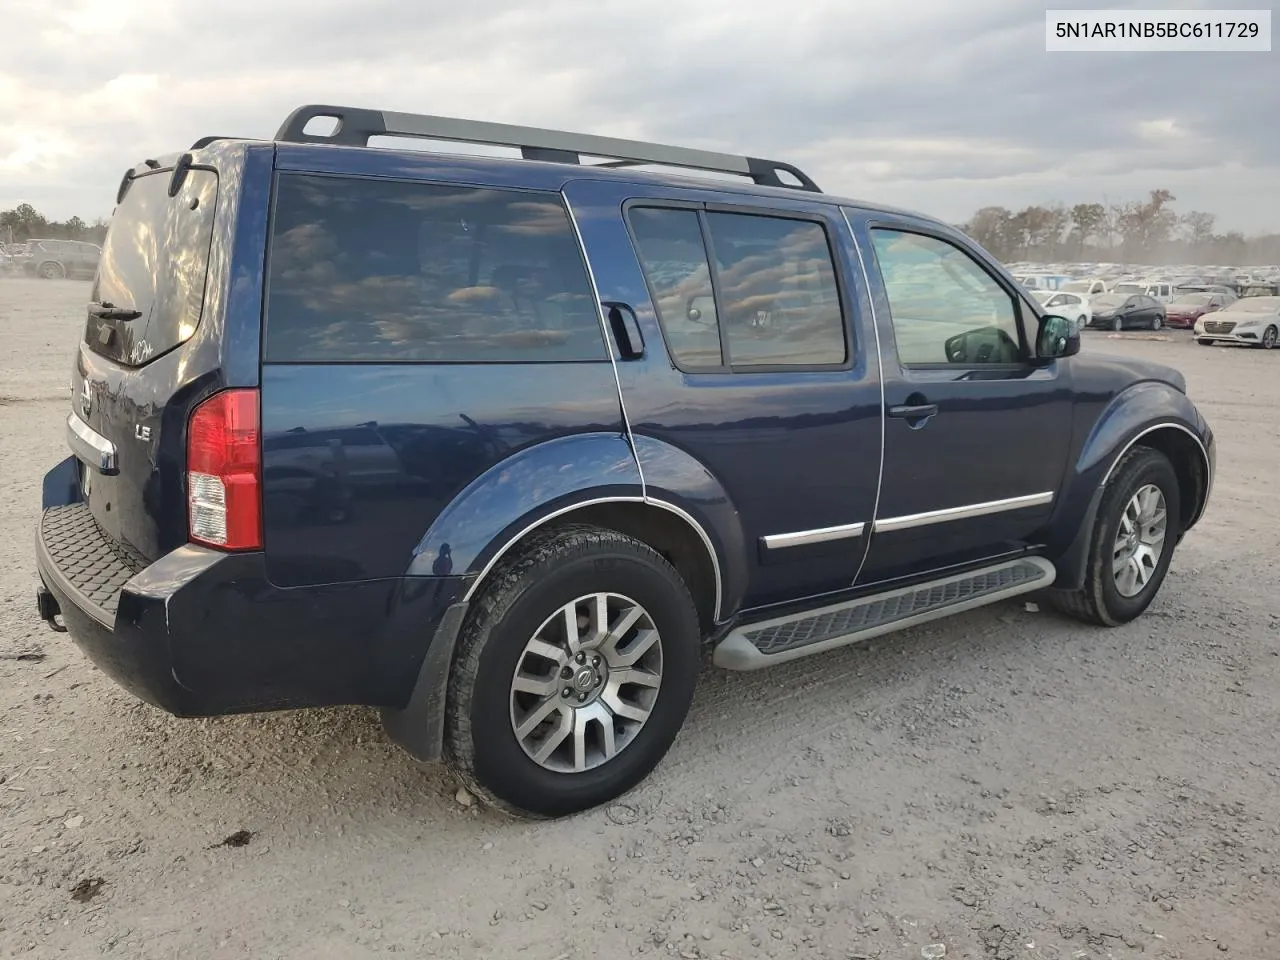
<box><xmin>1194</xmin><ymin>296</ymin><xmax>1280</xmax><ymax>349</ymax></box>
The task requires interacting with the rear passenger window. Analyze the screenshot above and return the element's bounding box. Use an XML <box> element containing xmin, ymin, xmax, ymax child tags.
<box><xmin>265</xmin><ymin>175</ymin><xmax>607</xmax><ymax>363</ymax></box>
<box><xmin>705</xmin><ymin>213</ymin><xmax>845</xmax><ymax>367</ymax></box>
<box><xmin>628</xmin><ymin>206</ymin><xmax>847</xmax><ymax>371</ymax></box>
<box><xmin>627</xmin><ymin>208</ymin><xmax>722</xmax><ymax>368</ymax></box>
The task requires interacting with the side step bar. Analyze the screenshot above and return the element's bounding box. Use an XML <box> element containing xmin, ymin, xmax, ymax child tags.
<box><xmin>714</xmin><ymin>557</ymin><xmax>1056</xmax><ymax>670</ymax></box>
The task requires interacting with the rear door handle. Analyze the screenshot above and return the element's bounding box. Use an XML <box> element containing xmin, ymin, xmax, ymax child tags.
<box><xmin>603</xmin><ymin>301</ymin><xmax>645</xmax><ymax>360</ymax></box>
<box><xmin>888</xmin><ymin>403</ymin><xmax>938</xmax><ymax>420</ymax></box>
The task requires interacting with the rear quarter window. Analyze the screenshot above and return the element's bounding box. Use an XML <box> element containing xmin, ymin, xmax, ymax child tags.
<box><xmin>264</xmin><ymin>175</ymin><xmax>607</xmax><ymax>363</ymax></box>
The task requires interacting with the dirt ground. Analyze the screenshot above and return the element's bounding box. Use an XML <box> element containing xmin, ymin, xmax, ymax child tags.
<box><xmin>1</xmin><ymin>276</ymin><xmax>1278</xmax><ymax>960</ymax></box>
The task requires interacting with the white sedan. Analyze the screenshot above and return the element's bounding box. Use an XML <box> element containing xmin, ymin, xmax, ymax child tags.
<box><xmin>1194</xmin><ymin>296</ymin><xmax>1280</xmax><ymax>349</ymax></box>
<box><xmin>1031</xmin><ymin>290</ymin><xmax>1090</xmax><ymax>334</ymax></box>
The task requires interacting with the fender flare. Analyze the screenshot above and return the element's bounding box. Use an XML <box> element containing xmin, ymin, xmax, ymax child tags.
<box><xmin>383</xmin><ymin>432</ymin><xmax>744</xmax><ymax>763</ymax></box>
<box><xmin>1049</xmin><ymin>383</ymin><xmax>1213</xmax><ymax>589</ymax></box>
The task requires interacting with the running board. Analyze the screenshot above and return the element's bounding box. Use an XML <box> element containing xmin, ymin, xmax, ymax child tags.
<box><xmin>713</xmin><ymin>557</ymin><xmax>1056</xmax><ymax>670</ymax></box>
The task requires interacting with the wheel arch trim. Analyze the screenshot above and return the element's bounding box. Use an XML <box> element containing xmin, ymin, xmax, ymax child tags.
<box><xmin>460</xmin><ymin>495</ymin><xmax>725</xmax><ymax>622</ymax></box>
<box><xmin>1099</xmin><ymin>420</ymin><xmax>1212</xmax><ymax>515</ymax></box>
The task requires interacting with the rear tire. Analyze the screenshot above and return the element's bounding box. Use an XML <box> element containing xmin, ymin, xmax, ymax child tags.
<box><xmin>445</xmin><ymin>524</ymin><xmax>700</xmax><ymax>818</ymax></box>
<box><xmin>1151</xmin><ymin>313</ymin><xmax>1163</xmax><ymax>331</ymax></box>
<box><xmin>1048</xmin><ymin>447</ymin><xmax>1181</xmax><ymax>627</ymax></box>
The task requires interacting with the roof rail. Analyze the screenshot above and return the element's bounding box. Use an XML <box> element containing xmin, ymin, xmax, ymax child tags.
<box><xmin>274</xmin><ymin>104</ymin><xmax>821</xmax><ymax>193</ymax></box>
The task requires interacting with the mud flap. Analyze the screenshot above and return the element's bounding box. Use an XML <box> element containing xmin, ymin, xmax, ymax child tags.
<box><xmin>379</xmin><ymin>601</ymin><xmax>470</xmax><ymax>763</ymax></box>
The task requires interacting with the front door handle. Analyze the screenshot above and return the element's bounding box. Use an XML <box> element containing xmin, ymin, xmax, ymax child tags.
<box><xmin>888</xmin><ymin>403</ymin><xmax>938</xmax><ymax>420</ymax></box>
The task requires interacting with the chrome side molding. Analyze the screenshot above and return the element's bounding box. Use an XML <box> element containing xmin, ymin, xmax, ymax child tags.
<box><xmin>761</xmin><ymin>521</ymin><xmax>866</xmax><ymax>550</ymax></box>
<box><xmin>66</xmin><ymin>413</ymin><xmax>118</xmax><ymax>475</ymax></box>
<box><xmin>873</xmin><ymin>491</ymin><xmax>1053</xmax><ymax>533</ymax></box>
<box><xmin>761</xmin><ymin>491</ymin><xmax>1053</xmax><ymax>549</ymax></box>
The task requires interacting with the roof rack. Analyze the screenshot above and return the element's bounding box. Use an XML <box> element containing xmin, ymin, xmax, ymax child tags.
<box><xmin>274</xmin><ymin>104</ymin><xmax>821</xmax><ymax>193</ymax></box>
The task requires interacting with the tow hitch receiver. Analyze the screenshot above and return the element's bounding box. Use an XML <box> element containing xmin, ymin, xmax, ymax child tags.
<box><xmin>36</xmin><ymin>585</ymin><xmax>66</xmax><ymax>632</ymax></box>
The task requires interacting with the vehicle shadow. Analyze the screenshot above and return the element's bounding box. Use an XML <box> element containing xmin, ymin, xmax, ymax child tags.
<box><xmin>97</xmin><ymin>590</ymin><xmax>1119</xmax><ymax>834</ymax></box>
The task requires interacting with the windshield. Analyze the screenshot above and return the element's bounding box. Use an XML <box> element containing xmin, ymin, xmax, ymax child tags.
<box><xmin>1091</xmin><ymin>294</ymin><xmax>1127</xmax><ymax>309</ymax></box>
<box><xmin>1111</xmin><ymin>283</ymin><xmax>1144</xmax><ymax>293</ymax></box>
<box><xmin>1061</xmin><ymin>281</ymin><xmax>1091</xmax><ymax>292</ymax></box>
<box><xmin>1170</xmin><ymin>294</ymin><xmax>1213</xmax><ymax>306</ymax></box>
<box><xmin>89</xmin><ymin>167</ymin><xmax>219</xmax><ymax>366</ymax></box>
<box><xmin>1225</xmin><ymin>297</ymin><xmax>1280</xmax><ymax>313</ymax></box>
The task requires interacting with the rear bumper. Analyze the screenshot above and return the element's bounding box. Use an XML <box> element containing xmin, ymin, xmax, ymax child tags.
<box><xmin>36</xmin><ymin>504</ymin><xmax>220</xmax><ymax>714</ymax></box>
<box><xmin>35</xmin><ymin>494</ymin><xmax>467</xmax><ymax>718</ymax></box>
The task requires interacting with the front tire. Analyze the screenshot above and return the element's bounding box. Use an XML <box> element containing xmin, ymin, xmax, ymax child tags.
<box><xmin>1048</xmin><ymin>447</ymin><xmax>1181</xmax><ymax>627</ymax></box>
<box><xmin>37</xmin><ymin>260</ymin><xmax>66</xmax><ymax>279</ymax></box>
<box><xmin>445</xmin><ymin>524</ymin><xmax>700</xmax><ymax>818</ymax></box>
<box><xmin>1262</xmin><ymin>325</ymin><xmax>1278</xmax><ymax>349</ymax></box>
<box><xmin>1112</xmin><ymin>315</ymin><xmax>1123</xmax><ymax>332</ymax></box>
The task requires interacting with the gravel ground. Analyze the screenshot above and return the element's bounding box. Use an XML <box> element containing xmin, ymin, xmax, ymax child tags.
<box><xmin>2</xmin><ymin>277</ymin><xmax>1278</xmax><ymax>960</ymax></box>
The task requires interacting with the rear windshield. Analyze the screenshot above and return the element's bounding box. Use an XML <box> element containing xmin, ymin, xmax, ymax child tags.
<box><xmin>88</xmin><ymin>167</ymin><xmax>219</xmax><ymax>366</ymax></box>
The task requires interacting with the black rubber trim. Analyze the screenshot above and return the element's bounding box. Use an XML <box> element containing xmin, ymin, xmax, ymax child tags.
<box><xmin>274</xmin><ymin>105</ymin><xmax>388</xmax><ymax>146</ymax></box>
<box><xmin>35</xmin><ymin>508</ymin><xmax>121</xmax><ymax>630</ymax></box>
<box><xmin>379</xmin><ymin>601</ymin><xmax>470</xmax><ymax>763</ymax></box>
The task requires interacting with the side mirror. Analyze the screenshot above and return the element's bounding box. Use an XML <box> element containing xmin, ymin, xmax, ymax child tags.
<box><xmin>943</xmin><ymin>325</ymin><xmax>1020</xmax><ymax>364</ymax></box>
<box><xmin>1036</xmin><ymin>314</ymin><xmax>1079</xmax><ymax>360</ymax></box>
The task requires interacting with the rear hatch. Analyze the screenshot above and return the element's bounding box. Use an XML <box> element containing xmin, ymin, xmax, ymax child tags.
<box><xmin>71</xmin><ymin>160</ymin><xmax>222</xmax><ymax>563</ymax></box>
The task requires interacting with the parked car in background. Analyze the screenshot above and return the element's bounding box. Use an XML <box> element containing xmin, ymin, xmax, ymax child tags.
<box><xmin>17</xmin><ymin>239</ymin><xmax>102</xmax><ymax>279</ymax></box>
<box><xmin>1012</xmin><ymin>273</ymin><xmax>1071</xmax><ymax>291</ymax></box>
<box><xmin>1164</xmin><ymin>293</ymin><xmax>1231</xmax><ymax>330</ymax></box>
<box><xmin>1087</xmin><ymin>293</ymin><xmax>1166</xmax><ymax>331</ymax></box>
<box><xmin>1176</xmin><ymin>283</ymin><xmax>1238</xmax><ymax>300</ymax></box>
<box><xmin>1111</xmin><ymin>280</ymin><xmax>1174</xmax><ymax>302</ymax></box>
<box><xmin>1060</xmin><ymin>278</ymin><xmax>1108</xmax><ymax>296</ymax></box>
<box><xmin>1240</xmin><ymin>282</ymin><xmax>1280</xmax><ymax>299</ymax></box>
<box><xmin>1195</xmin><ymin>297</ymin><xmax>1280</xmax><ymax>349</ymax></box>
<box><xmin>1031</xmin><ymin>290</ymin><xmax>1090</xmax><ymax>333</ymax></box>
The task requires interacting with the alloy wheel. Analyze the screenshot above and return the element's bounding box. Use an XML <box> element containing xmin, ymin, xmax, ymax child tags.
<box><xmin>1112</xmin><ymin>484</ymin><xmax>1168</xmax><ymax>598</ymax></box>
<box><xmin>509</xmin><ymin>593</ymin><xmax>663</xmax><ymax>773</ymax></box>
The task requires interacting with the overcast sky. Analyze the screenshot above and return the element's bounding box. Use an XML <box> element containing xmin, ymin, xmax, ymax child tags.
<box><xmin>2</xmin><ymin>0</ymin><xmax>1276</xmax><ymax>233</ymax></box>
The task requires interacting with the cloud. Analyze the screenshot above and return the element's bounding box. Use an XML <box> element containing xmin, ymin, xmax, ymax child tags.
<box><xmin>1</xmin><ymin>0</ymin><xmax>1276</xmax><ymax>233</ymax></box>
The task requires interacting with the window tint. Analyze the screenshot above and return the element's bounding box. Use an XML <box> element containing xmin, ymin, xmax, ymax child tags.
<box><xmin>704</xmin><ymin>212</ymin><xmax>845</xmax><ymax>367</ymax></box>
<box><xmin>628</xmin><ymin>208</ymin><xmax>722</xmax><ymax>368</ymax></box>
<box><xmin>265</xmin><ymin>175</ymin><xmax>606</xmax><ymax>363</ymax></box>
<box><xmin>90</xmin><ymin>168</ymin><xmax>220</xmax><ymax>367</ymax></box>
<box><xmin>628</xmin><ymin>207</ymin><xmax>846</xmax><ymax>370</ymax></box>
<box><xmin>870</xmin><ymin>229</ymin><xmax>1022</xmax><ymax>366</ymax></box>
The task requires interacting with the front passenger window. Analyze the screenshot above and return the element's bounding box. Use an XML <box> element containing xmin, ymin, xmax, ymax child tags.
<box><xmin>870</xmin><ymin>229</ymin><xmax>1023</xmax><ymax>366</ymax></box>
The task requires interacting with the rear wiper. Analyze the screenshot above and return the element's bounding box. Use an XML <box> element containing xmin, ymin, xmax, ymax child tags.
<box><xmin>88</xmin><ymin>301</ymin><xmax>142</xmax><ymax>321</ymax></box>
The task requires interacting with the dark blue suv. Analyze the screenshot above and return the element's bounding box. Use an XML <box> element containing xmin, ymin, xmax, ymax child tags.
<box><xmin>35</xmin><ymin>105</ymin><xmax>1215</xmax><ymax>817</ymax></box>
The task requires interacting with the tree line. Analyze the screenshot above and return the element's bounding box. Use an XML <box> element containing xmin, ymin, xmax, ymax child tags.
<box><xmin>1</xmin><ymin>204</ymin><xmax>108</xmax><ymax>246</ymax></box>
<box><xmin>961</xmin><ymin>190</ymin><xmax>1280</xmax><ymax>266</ymax></box>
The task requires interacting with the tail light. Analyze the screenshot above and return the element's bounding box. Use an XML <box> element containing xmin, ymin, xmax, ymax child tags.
<box><xmin>187</xmin><ymin>389</ymin><xmax>261</xmax><ymax>550</ymax></box>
